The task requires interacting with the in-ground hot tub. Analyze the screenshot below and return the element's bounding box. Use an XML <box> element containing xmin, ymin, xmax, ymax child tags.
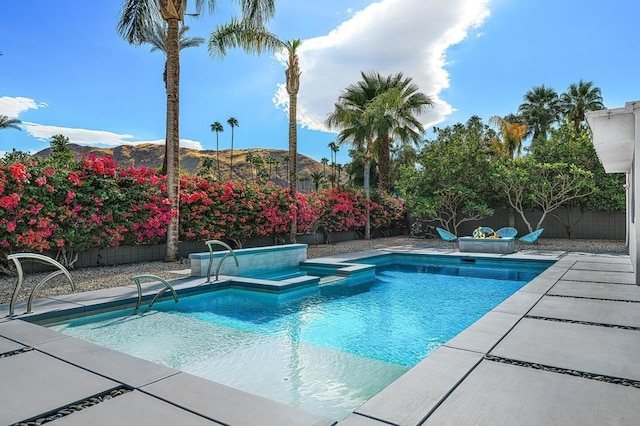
<box><xmin>458</xmin><ymin>237</ymin><xmax>515</xmax><ymax>254</ymax></box>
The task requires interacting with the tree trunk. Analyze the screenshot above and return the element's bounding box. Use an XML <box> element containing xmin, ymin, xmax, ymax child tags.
<box><xmin>164</xmin><ymin>18</ymin><xmax>180</xmax><ymax>262</ymax></box>
<box><xmin>508</xmin><ymin>207</ymin><xmax>515</xmax><ymax>227</ymax></box>
<box><xmin>378</xmin><ymin>135</ymin><xmax>391</xmax><ymax>193</ymax></box>
<box><xmin>288</xmin><ymin>93</ymin><xmax>298</xmax><ymax>243</ymax></box>
<box><xmin>364</xmin><ymin>139</ymin><xmax>373</xmax><ymax>240</ymax></box>
<box><xmin>229</xmin><ymin>130</ymin><xmax>234</xmax><ymax>181</ymax></box>
<box><xmin>364</xmin><ymin>159</ymin><xmax>371</xmax><ymax>240</ymax></box>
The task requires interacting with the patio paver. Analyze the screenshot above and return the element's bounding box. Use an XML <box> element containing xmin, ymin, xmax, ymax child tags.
<box><xmin>48</xmin><ymin>390</ymin><xmax>218</xmax><ymax>425</ymax></box>
<box><xmin>0</xmin><ymin>350</ymin><xmax>119</xmax><ymax>425</ymax></box>
<box><xmin>423</xmin><ymin>360</ymin><xmax>640</xmax><ymax>425</ymax></box>
<box><xmin>549</xmin><ymin>281</ymin><xmax>640</xmax><ymax>302</ymax></box>
<box><xmin>529</xmin><ymin>295</ymin><xmax>640</xmax><ymax>327</ymax></box>
<box><xmin>490</xmin><ymin>317</ymin><xmax>640</xmax><ymax>380</ymax></box>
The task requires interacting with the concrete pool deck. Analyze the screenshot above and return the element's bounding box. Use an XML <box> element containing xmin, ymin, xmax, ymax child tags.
<box><xmin>1</xmin><ymin>246</ymin><xmax>639</xmax><ymax>424</ymax></box>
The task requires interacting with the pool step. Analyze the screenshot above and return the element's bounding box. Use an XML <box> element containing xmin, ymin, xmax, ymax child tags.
<box><xmin>319</xmin><ymin>275</ymin><xmax>343</xmax><ymax>284</ymax></box>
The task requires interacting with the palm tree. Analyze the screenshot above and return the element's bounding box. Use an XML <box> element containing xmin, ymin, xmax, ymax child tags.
<box><xmin>560</xmin><ymin>80</ymin><xmax>604</xmax><ymax>131</ymax></box>
<box><xmin>282</xmin><ymin>154</ymin><xmax>290</xmax><ymax>186</ymax></box>
<box><xmin>326</xmin><ymin>83</ymin><xmax>405</xmax><ymax>238</ymax></box>
<box><xmin>209</xmin><ymin>20</ymin><xmax>301</xmax><ymax>242</ymax></box>
<box><xmin>144</xmin><ymin>21</ymin><xmax>204</xmax><ymax>87</ymax></box>
<box><xmin>367</xmin><ymin>73</ymin><xmax>432</xmax><ymax>193</ymax></box>
<box><xmin>245</xmin><ymin>150</ymin><xmax>255</xmax><ymax>183</ymax></box>
<box><xmin>117</xmin><ymin>0</ymin><xmax>275</xmax><ymax>262</ymax></box>
<box><xmin>336</xmin><ymin>163</ymin><xmax>343</xmax><ymax>187</ymax></box>
<box><xmin>210</xmin><ymin>121</ymin><xmax>224</xmax><ymax>180</ymax></box>
<box><xmin>518</xmin><ymin>85</ymin><xmax>561</xmax><ymax>143</ymax></box>
<box><xmin>489</xmin><ymin>115</ymin><xmax>528</xmax><ymax>160</ymax></box>
<box><xmin>144</xmin><ymin>22</ymin><xmax>203</xmax><ymax>175</ymax></box>
<box><xmin>310</xmin><ymin>171</ymin><xmax>324</xmax><ymax>191</ymax></box>
<box><xmin>320</xmin><ymin>157</ymin><xmax>329</xmax><ymax>177</ymax></box>
<box><xmin>265</xmin><ymin>156</ymin><xmax>277</xmax><ymax>182</ymax></box>
<box><xmin>227</xmin><ymin>117</ymin><xmax>238</xmax><ymax>180</ymax></box>
<box><xmin>0</xmin><ymin>115</ymin><xmax>21</xmax><ymax>131</ymax></box>
<box><xmin>328</xmin><ymin>141</ymin><xmax>339</xmax><ymax>186</ymax></box>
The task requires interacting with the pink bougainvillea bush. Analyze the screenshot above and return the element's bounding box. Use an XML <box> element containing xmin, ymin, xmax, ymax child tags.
<box><xmin>179</xmin><ymin>178</ymin><xmax>320</xmax><ymax>247</ymax></box>
<box><xmin>309</xmin><ymin>188</ymin><xmax>368</xmax><ymax>233</ymax></box>
<box><xmin>0</xmin><ymin>154</ymin><xmax>173</xmax><ymax>264</ymax></box>
<box><xmin>0</xmin><ymin>153</ymin><xmax>406</xmax><ymax>263</ymax></box>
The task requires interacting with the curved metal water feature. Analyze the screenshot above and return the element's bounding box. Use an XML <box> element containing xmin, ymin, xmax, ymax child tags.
<box><xmin>7</xmin><ymin>253</ymin><xmax>75</xmax><ymax>317</ymax></box>
<box><xmin>205</xmin><ymin>240</ymin><xmax>240</xmax><ymax>282</ymax></box>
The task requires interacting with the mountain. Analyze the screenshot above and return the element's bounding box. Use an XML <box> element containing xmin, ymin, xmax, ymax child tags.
<box><xmin>34</xmin><ymin>144</ymin><xmax>332</xmax><ymax>188</ymax></box>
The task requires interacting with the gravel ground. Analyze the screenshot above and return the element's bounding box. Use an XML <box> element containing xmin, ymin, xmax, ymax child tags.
<box><xmin>0</xmin><ymin>236</ymin><xmax>627</xmax><ymax>305</ymax></box>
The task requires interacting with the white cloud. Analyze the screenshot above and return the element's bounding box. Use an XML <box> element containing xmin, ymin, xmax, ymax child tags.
<box><xmin>21</xmin><ymin>122</ymin><xmax>203</xmax><ymax>150</ymax></box>
<box><xmin>0</xmin><ymin>96</ymin><xmax>48</xmax><ymax>117</ymax></box>
<box><xmin>274</xmin><ymin>0</ymin><xmax>490</xmax><ymax>131</ymax></box>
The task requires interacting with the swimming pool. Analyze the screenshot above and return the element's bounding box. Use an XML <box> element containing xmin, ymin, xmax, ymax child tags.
<box><xmin>46</xmin><ymin>255</ymin><xmax>552</xmax><ymax>420</ymax></box>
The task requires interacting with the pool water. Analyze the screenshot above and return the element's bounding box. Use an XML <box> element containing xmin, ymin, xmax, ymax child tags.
<box><xmin>48</xmin><ymin>261</ymin><xmax>542</xmax><ymax>420</ymax></box>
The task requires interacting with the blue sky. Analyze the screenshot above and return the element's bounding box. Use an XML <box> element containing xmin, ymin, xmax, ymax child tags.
<box><xmin>1</xmin><ymin>0</ymin><xmax>638</xmax><ymax>164</ymax></box>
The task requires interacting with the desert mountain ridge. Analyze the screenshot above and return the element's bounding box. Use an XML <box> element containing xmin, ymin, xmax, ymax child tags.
<box><xmin>34</xmin><ymin>143</ymin><xmax>335</xmax><ymax>186</ymax></box>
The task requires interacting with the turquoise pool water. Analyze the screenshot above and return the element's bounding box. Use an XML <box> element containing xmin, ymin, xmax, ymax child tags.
<box><xmin>47</xmin><ymin>258</ymin><xmax>550</xmax><ymax>420</ymax></box>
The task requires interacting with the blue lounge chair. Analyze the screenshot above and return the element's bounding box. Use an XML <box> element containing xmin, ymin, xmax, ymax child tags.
<box><xmin>436</xmin><ymin>227</ymin><xmax>458</xmax><ymax>249</ymax></box>
<box><xmin>518</xmin><ymin>228</ymin><xmax>544</xmax><ymax>250</ymax></box>
<box><xmin>496</xmin><ymin>227</ymin><xmax>518</xmax><ymax>238</ymax></box>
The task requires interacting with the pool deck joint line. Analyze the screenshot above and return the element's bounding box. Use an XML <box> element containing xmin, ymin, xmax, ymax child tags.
<box><xmin>1</xmin><ymin>246</ymin><xmax>638</xmax><ymax>425</ymax></box>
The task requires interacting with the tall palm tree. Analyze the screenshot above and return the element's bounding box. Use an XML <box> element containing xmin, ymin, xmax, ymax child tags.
<box><xmin>320</xmin><ymin>157</ymin><xmax>329</xmax><ymax>177</ymax></box>
<box><xmin>328</xmin><ymin>72</ymin><xmax>431</xmax><ymax>194</ymax></box>
<box><xmin>209</xmin><ymin>20</ymin><xmax>301</xmax><ymax>242</ymax></box>
<box><xmin>560</xmin><ymin>80</ymin><xmax>604</xmax><ymax>131</ymax></box>
<box><xmin>245</xmin><ymin>150</ymin><xmax>255</xmax><ymax>183</ymax></box>
<box><xmin>310</xmin><ymin>171</ymin><xmax>324</xmax><ymax>191</ymax></box>
<box><xmin>282</xmin><ymin>154</ymin><xmax>290</xmax><ymax>186</ymax></box>
<box><xmin>518</xmin><ymin>85</ymin><xmax>561</xmax><ymax>143</ymax></box>
<box><xmin>144</xmin><ymin>21</ymin><xmax>204</xmax><ymax>86</ymax></box>
<box><xmin>210</xmin><ymin>121</ymin><xmax>224</xmax><ymax>180</ymax></box>
<box><xmin>227</xmin><ymin>117</ymin><xmax>238</xmax><ymax>180</ymax></box>
<box><xmin>117</xmin><ymin>0</ymin><xmax>275</xmax><ymax>262</ymax></box>
<box><xmin>0</xmin><ymin>115</ymin><xmax>21</xmax><ymax>131</ymax></box>
<box><xmin>327</xmin><ymin>84</ymin><xmax>403</xmax><ymax>238</ymax></box>
<box><xmin>369</xmin><ymin>73</ymin><xmax>432</xmax><ymax>193</ymax></box>
<box><xmin>143</xmin><ymin>21</ymin><xmax>204</xmax><ymax>175</ymax></box>
<box><xmin>328</xmin><ymin>141</ymin><xmax>339</xmax><ymax>186</ymax></box>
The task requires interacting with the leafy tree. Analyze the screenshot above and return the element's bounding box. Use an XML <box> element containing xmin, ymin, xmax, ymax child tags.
<box><xmin>560</xmin><ymin>79</ymin><xmax>604</xmax><ymax>131</ymax></box>
<box><xmin>116</xmin><ymin>0</ymin><xmax>275</xmax><ymax>262</ymax></box>
<box><xmin>529</xmin><ymin>122</ymin><xmax>624</xmax><ymax>237</ymax></box>
<box><xmin>0</xmin><ymin>115</ymin><xmax>21</xmax><ymax>131</ymax></box>
<box><xmin>493</xmin><ymin>157</ymin><xmax>594</xmax><ymax>233</ymax></box>
<box><xmin>210</xmin><ymin>121</ymin><xmax>224</xmax><ymax>181</ymax></box>
<box><xmin>209</xmin><ymin>20</ymin><xmax>301</xmax><ymax>242</ymax></box>
<box><xmin>397</xmin><ymin>117</ymin><xmax>494</xmax><ymax>234</ymax></box>
<box><xmin>226</xmin><ymin>117</ymin><xmax>238</xmax><ymax>180</ymax></box>
<box><xmin>49</xmin><ymin>134</ymin><xmax>76</xmax><ymax>166</ymax></box>
<box><xmin>197</xmin><ymin>156</ymin><xmax>217</xmax><ymax>180</ymax></box>
<box><xmin>518</xmin><ymin>85</ymin><xmax>561</xmax><ymax>143</ymax></box>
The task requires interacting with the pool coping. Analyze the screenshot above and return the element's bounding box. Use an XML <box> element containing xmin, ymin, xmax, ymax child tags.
<box><xmin>1</xmin><ymin>246</ymin><xmax>637</xmax><ymax>424</ymax></box>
